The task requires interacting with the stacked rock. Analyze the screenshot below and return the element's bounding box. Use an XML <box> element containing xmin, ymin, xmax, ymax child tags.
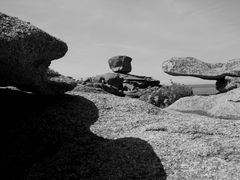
<box><xmin>0</xmin><ymin>12</ymin><xmax>76</xmax><ymax>95</ymax></box>
<box><xmin>108</xmin><ymin>55</ymin><xmax>132</xmax><ymax>74</ymax></box>
<box><xmin>82</xmin><ymin>55</ymin><xmax>161</xmax><ymax>97</ymax></box>
<box><xmin>162</xmin><ymin>57</ymin><xmax>240</xmax><ymax>93</ymax></box>
<box><xmin>108</xmin><ymin>55</ymin><xmax>160</xmax><ymax>91</ymax></box>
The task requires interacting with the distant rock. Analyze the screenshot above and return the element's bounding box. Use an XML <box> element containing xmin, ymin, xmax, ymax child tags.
<box><xmin>108</xmin><ymin>55</ymin><xmax>132</xmax><ymax>74</ymax></box>
<box><xmin>167</xmin><ymin>87</ymin><xmax>240</xmax><ymax>119</ymax></box>
<box><xmin>81</xmin><ymin>72</ymin><xmax>160</xmax><ymax>98</ymax></box>
<box><xmin>119</xmin><ymin>73</ymin><xmax>160</xmax><ymax>90</ymax></box>
<box><xmin>216</xmin><ymin>76</ymin><xmax>240</xmax><ymax>92</ymax></box>
<box><xmin>0</xmin><ymin>12</ymin><xmax>76</xmax><ymax>94</ymax></box>
<box><xmin>162</xmin><ymin>57</ymin><xmax>240</xmax><ymax>92</ymax></box>
<box><xmin>162</xmin><ymin>57</ymin><xmax>240</xmax><ymax>80</ymax></box>
<box><xmin>83</xmin><ymin>73</ymin><xmax>124</xmax><ymax>90</ymax></box>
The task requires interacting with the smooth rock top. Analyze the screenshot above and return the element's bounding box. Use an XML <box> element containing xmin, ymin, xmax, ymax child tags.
<box><xmin>162</xmin><ymin>57</ymin><xmax>240</xmax><ymax>80</ymax></box>
<box><xmin>0</xmin><ymin>12</ymin><xmax>76</xmax><ymax>94</ymax></box>
<box><xmin>108</xmin><ymin>55</ymin><xmax>132</xmax><ymax>74</ymax></box>
<box><xmin>167</xmin><ymin>87</ymin><xmax>240</xmax><ymax>119</ymax></box>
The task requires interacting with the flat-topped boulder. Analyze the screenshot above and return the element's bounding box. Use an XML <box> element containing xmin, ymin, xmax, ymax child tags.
<box><xmin>162</xmin><ymin>57</ymin><xmax>240</xmax><ymax>80</ymax></box>
<box><xmin>0</xmin><ymin>12</ymin><xmax>76</xmax><ymax>94</ymax></box>
<box><xmin>108</xmin><ymin>55</ymin><xmax>132</xmax><ymax>74</ymax></box>
<box><xmin>83</xmin><ymin>73</ymin><xmax>123</xmax><ymax>90</ymax></box>
<box><xmin>119</xmin><ymin>73</ymin><xmax>160</xmax><ymax>90</ymax></box>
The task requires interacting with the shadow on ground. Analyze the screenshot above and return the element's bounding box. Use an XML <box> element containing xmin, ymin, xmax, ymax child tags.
<box><xmin>0</xmin><ymin>88</ymin><xmax>166</xmax><ymax>179</ymax></box>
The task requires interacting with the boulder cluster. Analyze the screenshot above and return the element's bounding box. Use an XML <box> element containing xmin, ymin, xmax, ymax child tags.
<box><xmin>0</xmin><ymin>12</ymin><xmax>76</xmax><ymax>95</ymax></box>
<box><xmin>81</xmin><ymin>55</ymin><xmax>161</xmax><ymax>97</ymax></box>
<box><xmin>162</xmin><ymin>57</ymin><xmax>240</xmax><ymax>92</ymax></box>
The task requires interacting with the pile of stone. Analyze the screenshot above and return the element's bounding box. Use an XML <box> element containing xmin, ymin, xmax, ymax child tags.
<box><xmin>162</xmin><ymin>57</ymin><xmax>240</xmax><ymax>92</ymax></box>
<box><xmin>0</xmin><ymin>12</ymin><xmax>76</xmax><ymax>95</ymax></box>
<box><xmin>82</xmin><ymin>55</ymin><xmax>160</xmax><ymax>97</ymax></box>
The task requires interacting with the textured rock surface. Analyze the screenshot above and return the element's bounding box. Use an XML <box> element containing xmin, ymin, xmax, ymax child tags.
<box><xmin>108</xmin><ymin>55</ymin><xmax>132</xmax><ymax>74</ymax></box>
<box><xmin>84</xmin><ymin>73</ymin><xmax>123</xmax><ymax>90</ymax></box>
<box><xmin>2</xmin><ymin>86</ymin><xmax>240</xmax><ymax>179</ymax></box>
<box><xmin>119</xmin><ymin>73</ymin><xmax>160</xmax><ymax>90</ymax></box>
<box><xmin>81</xmin><ymin>73</ymin><xmax>160</xmax><ymax>97</ymax></box>
<box><xmin>167</xmin><ymin>87</ymin><xmax>240</xmax><ymax>119</ymax></box>
<box><xmin>162</xmin><ymin>57</ymin><xmax>240</xmax><ymax>80</ymax></box>
<box><xmin>0</xmin><ymin>12</ymin><xmax>76</xmax><ymax>94</ymax></box>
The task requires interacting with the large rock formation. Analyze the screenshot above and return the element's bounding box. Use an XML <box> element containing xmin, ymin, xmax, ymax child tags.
<box><xmin>2</xmin><ymin>86</ymin><xmax>240</xmax><ymax>179</ymax></box>
<box><xmin>108</xmin><ymin>55</ymin><xmax>132</xmax><ymax>74</ymax></box>
<box><xmin>81</xmin><ymin>72</ymin><xmax>160</xmax><ymax>98</ymax></box>
<box><xmin>0</xmin><ymin>12</ymin><xmax>76</xmax><ymax>94</ymax></box>
<box><xmin>162</xmin><ymin>57</ymin><xmax>240</xmax><ymax>79</ymax></box>
<box><xmin>162</xmin><ymin>57</ymin><xmax>240</xmax><ymax>92</ymax></box>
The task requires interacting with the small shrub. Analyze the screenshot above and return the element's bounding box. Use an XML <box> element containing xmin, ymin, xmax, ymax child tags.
<box><xmin>139</xmin><ymin>81</ymin><xmax>193</xmax><ymax>108</ymax></box>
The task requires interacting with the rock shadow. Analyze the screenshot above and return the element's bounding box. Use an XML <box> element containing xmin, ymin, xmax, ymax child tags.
<box><xmin>0</xmin><ymin>88</ymin><xmax>166</xmax><ymax>179</ymax></box>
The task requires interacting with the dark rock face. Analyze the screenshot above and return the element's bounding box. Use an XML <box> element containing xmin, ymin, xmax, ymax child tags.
<box><xmin>162</xmin><ymin>57</ymin><xmax>240</xmax><ymax>80</ymax></box>
<box><xmin>0</xmin><ymin>88</ymin><xmax>166</xmax><ymax>179</ymax></box>
<box><xmin>0</xmin><ymin>12</ymin><xmax>76</xmax><ymax>94</ymax></box>
<box><xmin>216</xmin><ymin>76</ymin><xmax>240</xmax><ymax>93</ymax></box>
<box><xmin>108</xmin><ymin>56</ymin><xmax>132</xmax><ymax>74</ymax></box>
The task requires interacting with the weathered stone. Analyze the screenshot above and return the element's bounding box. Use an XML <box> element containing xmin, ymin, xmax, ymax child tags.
<box><xmin>167</xmin><ymin>87</ymin><xmax>240</xmax><ymax>119</ymax></box>
<box><xmin>83</xmin><ymin>73</ymin><xmax>123</xmax><ymax>90</ymax></box>
<box><xmin>119</xmin><ymin>73</ymin><xmax>160</xmax><ymax>89</ymax></box>
<box><xmin>123</xmin><ymin>90</ymin><xmax>140</xmax><ymax>98</ymax></box>
<box><xmin>162</xmin><ymin>57</ymin><xmax>240</xmax><ymax>80</ymax></box>
<box><xmin>108</xmin><ymin>55</ymin><xmax>132</xmax><ymax>74</ymax></box>
<box><xmin>216</xmin><ymin>76</ymin><xmax>240</xmax><ymax>93</ymax></box>
<box><xmin>0</xmin><ymin>12</ymin><xmax>76</xmax><ymax>94</ymax></box>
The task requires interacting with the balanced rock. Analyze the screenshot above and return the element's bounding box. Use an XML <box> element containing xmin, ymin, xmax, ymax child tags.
<box><xmin>0</xmin><ymin>12</ymin><xmax>76</xmax><ymax>94</ymax></box>
<box><xmin>108</xmin><ymin>55</ymin><xmax>132</xmax><ymax>74</ymax></box>
<box><xmin>162</xmin><ymin>57</ymin><xmax>240</xmax><ymax>80</ymax></box>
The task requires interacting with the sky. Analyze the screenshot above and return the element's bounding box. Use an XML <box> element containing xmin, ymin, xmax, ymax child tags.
<box><xmin>1</xmin><ymin>0</ymin><xmax>240</xmax><ymax>84</ymax></box>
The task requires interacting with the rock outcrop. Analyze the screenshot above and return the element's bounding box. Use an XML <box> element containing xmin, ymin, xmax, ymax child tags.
<box><xmin>216</xmin><ymin>76</ymin><xmax>240</xmax><ymax>92</ymax></box>
<box><xmin>162</xmin><ymin>57</ymin><xmax>240</xmax><ymax>92</ymax></box>
<box><xmin>119</xmin><ymin>73</ymin><xmax>160</xmax><ymax>90</ymax></box>
<box><xmin>3</xmin><ymin>86</ymin><xmax>240</xmax><ymax>179</ymax></box>
<box><xmin>0</xmin><ymin>12</ymin><xmax>76</xmax><ymax>94</ymax></box>
<box><xmin>108</xmin><ymin>55</ymin><xmax>132</xmax><ymax>74</ymax></box>
<box><xmin>167</xmin><ymin>87</ymin><xmax>240</xmax><ymax>119</ymax></box>
<box><xmin>81</xmin><ymin>72</ymin><xmax>160</xmax><ymax>98</ymax></box>
<box><xmin>83</xmin><ymin>73</ymin><xmax>123</xmax><ymax>90</ymax></box>
<box><xmin>162</xmin><ymin>57</ymin><xmax>240</xmax><ymax>79</ymax></box>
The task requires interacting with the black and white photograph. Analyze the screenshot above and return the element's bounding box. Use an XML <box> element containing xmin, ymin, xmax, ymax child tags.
<box><xmin>1</xmin><ymin>0</ymin><xmax>240</xmax><ymax>179</ymax></box>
